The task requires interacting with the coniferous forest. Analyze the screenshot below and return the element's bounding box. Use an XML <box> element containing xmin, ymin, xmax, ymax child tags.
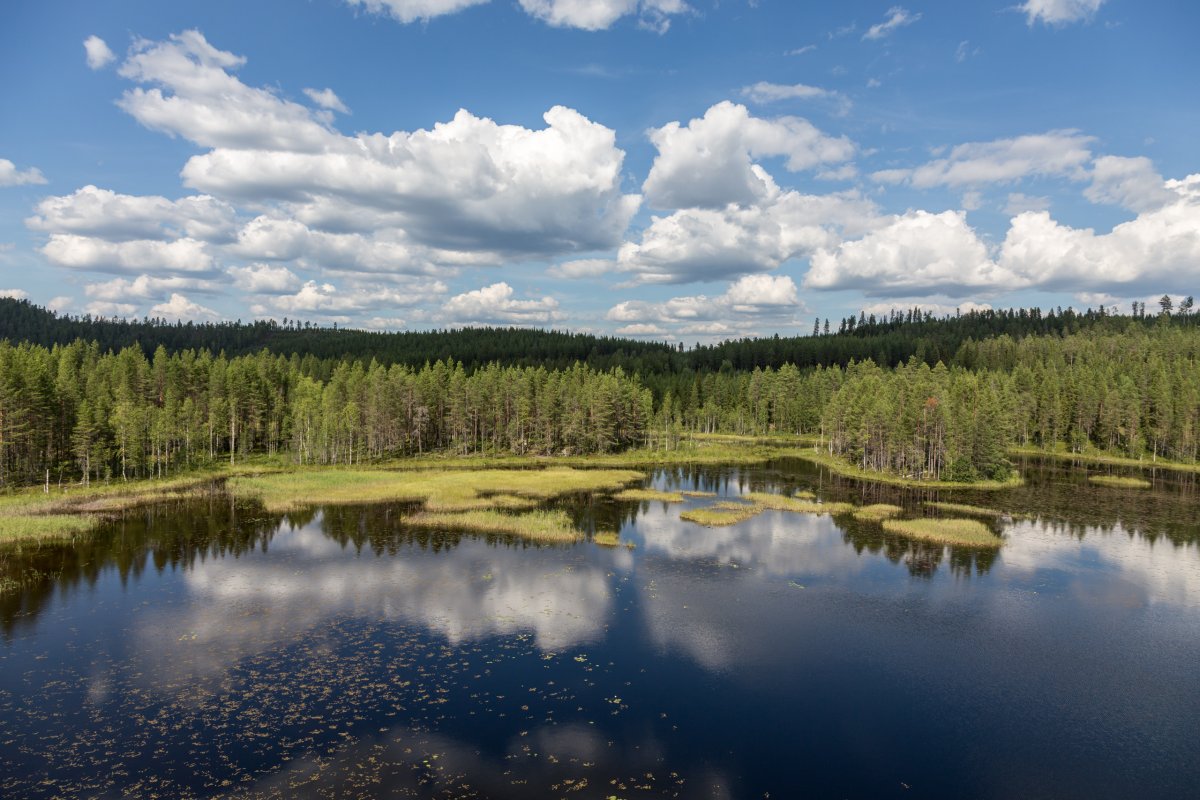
<box><xmin>0</xmin><ymin>297</ymin><xmax>1198</xmax><ymax>487</ymax></box>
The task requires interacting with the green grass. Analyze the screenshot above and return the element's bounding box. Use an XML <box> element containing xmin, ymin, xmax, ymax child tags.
<box><xmin>614</xmin><ymin>488</ymin><xmax>685</xmax><ymax>503</ymax></box>
<box><xmin>1088</xmin><ymin>474</ymin><xmax>1152</xmax><ymax>489</ymax></box>
<box><xmin>680</xmin><ymin>502</ymin><xmax>764</xmax><ymax>527</ymax></box>
<box><xmin>228</xmin><ymin>467</ymin><xmax>644</xmax><ymax>513</ymax></box>
<box><xmin>787</xmin><ymin>449</ymin><xmax>1024</xmax><ymax>490</ymax></box>
<box><xmin>406</xmin><ymin>508</ymin><xmax>598</xmax><ymax>544</ymax></box>
<box><xmin>743</xmin><ymin>491</ymin><xmax>851</xmax><ymax>515</ymax></box>
<box><xmin>591</xmin><ymin>531</ymin><xmax>625</xmax><ymax>548</ymax></box>
<box><xmin>681</xmin><ymin>490</ymin><xmax>717</xmax><ymax>498</ymax></box>
<box><xmin>0</xmin><ymin>514</ymin><xmax>97</xmax><ymax>543</ymax></box>
<box><xmin>852</xmin><ymin>504</ymin><xmax>905</xmax><ymax>522</ymax></box>
<box><xmin>925</xmin><ymin>501</ymin><xmax>1007</xmax><ymax>517</ymax></box>
<box><xmin>679</xmin><ymin>491</ymin><xmax>859</xmax><ymax>528</ymax></box>
<box><xmin>882</xmin><ymin>517</ymin><xmax>1002</xmax><ymax>548</ymax></box>
<box><xmin>0</xmin><ymin>467</ymin><xmax>257</xmax><ymax>545</ymax></box>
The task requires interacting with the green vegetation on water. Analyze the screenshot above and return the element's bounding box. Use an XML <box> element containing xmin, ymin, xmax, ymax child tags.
<box><xmin>0</xmin><ymin>514</ymin><xmax>96</xmax><ymax>543</ymax></box>
<box><xmin>228</xmin><ymin>467</ymin><xmax>643</xmax><ymax>513</ymax></box>
<box><xmin>881</xmin><ymin>518</ymin><xmax>1003</xmax><ymax>548</ymax></box>
<box><xmin>743</xmin><ymin>491</ymin><xmax>850</xmax><ymax>515</ymax></box>
<box><xmin>680</xmin><ymin>502</ymin><xmax>764</xmax><ymax>527</ymax></box>
<box><xmin>680</xmin><ymin>491</ymin><xmax>858</xmax><ymax>528</ymax></box>
<box><xmin>405</xmin><ymin>508</ymin><xmax>612</xmax><ymax>545</ymax></box>
<box><xmin>852</xmin><ymin>504</ymin><xmax>905</xmax><ymax>522</ymax></box>
<box><xmin>925</xmin><ymin>501</ymin><xmax>1007</xmax><ymax>518</ymax></box>
<box><xmin>1088</xmin><ymin>475</ymin><xmax>1153</xmax><ymax>489</ymax></box>
<box><xmin>614</xmin><ymin>488</ymin><xmax>685</xmax><ymax>503</ymax></box>
<box><xmin>0</xmin><ymin>468</ymin><xmax>254</xmax><ymax>545</ymax></box>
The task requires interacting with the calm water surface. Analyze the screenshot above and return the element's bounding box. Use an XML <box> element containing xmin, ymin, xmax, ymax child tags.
<box><xmin>1</xmin><ymin>459</ymin><xmax>1198</xmax><ymax>799</ymax></box>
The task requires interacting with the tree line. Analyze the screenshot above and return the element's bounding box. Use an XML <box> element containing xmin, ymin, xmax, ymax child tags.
<box><xmin>1</xmin><ymin>310</ymin><xmax>1198</xmax><ymax>488</ymax></box>
<box><xmin>0</xmin><ymin>341</ymin><xmax>652</xmax><ymax>487</ymax></box>
<box><xmin>650</xmin><ymin>324</ymin><xmax>1200</xmax><ymax>481</ymax></box>
<box><xmin>4</xmin><ymin>297</ymin><xmax>1197</xmax><ymax>380</ymax></box>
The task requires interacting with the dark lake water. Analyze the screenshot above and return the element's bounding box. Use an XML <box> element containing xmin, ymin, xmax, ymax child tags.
<box><xmin>2</xmin><ymin>458</ymin><xmax>1199</xmax><ymax>799</ymax></box>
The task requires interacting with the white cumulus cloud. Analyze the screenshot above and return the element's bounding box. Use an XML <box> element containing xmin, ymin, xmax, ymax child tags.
<box><xmin>871</xmin><ymin>130</ymin><xmax>1094</xmax><ymax>189</ymax></box>
<box><xmin>606</xmin><ymin>274</ymin><xmax>801</xmax><ymax>339</ymax></box>
<box><xmin>150</xmin><ymin>293</ymin><xmax>219</xmax><ymax>320</ymax></box>
<box><xmin>84</xmin><ymin>35</ymin><xmax>115</xmax><ymax>70</ymax></box>
<box><xmin>862</xmin><ymin>6</ymin><xmax>920</xmax><ymax>40</ymax></box>
<box><xmin>740</xmin><ymin>82</ymin><xmax>851</xmax><ymax>115</ymax></box>
<box><xmin>117</xmin><ymin>30</ymin><xmax>338</xmax><ymax>152</ymax></box>
<box><xmin>643</xmin><ymin>101</ymin><xmax>854</xmax><ymax>210</ymax></box>
<box><xmin>807</xmin><ymin>173</ymin><xmax>1200</xmax><ymax>298</ymax></box>
<box><xmin>228</xmin><ymin>263</ymin><xmax>303</xmax><ymax>293</ymax></box>
<box><xmin>1000</xmin><ymin>175</ymin><xmax>1200</xmax><ymax>293</ymax></box>
<box><xmin>619</xmin><ymin>183</ymin><xmax>879</xmax><ymax>284</ymax></box>
<box><xmin>0</xmin><ymin>158</ymin><xmax>47</xmax><ymax>187</ymax></box>
<box><xmin>1019</xmin><ymin>0</ymin><xmax>1105</xmax><ymax>26</ymax></box>
<box><xmin>42</xmin><ymin>235</ymin><xmax>214</xmax><ymax>275</ymax></box>
<box><xmin>302</xmin><ymin>87</ymin><xmax>349</xmax><ymax>114</ymax></box>
<box><xmin>85</xmin><ymin>275</ymin><xmax>217</xmax><ymax>302</ymax></box>
<box><xmin>805</xmin><ymin>210</ymin><xmax>1019</xmax><ymax>297</ymax></box>
<box><xmin>1084</xmin><ymin>156</ymin><xmax>1174</xmax><ymax>212</ymax></box>
<box><xmin>28</xmin><ymin>185</ymin><xmax>238</xmax><ymax>242</ymax></box>
<box><xmin>443</xmin><ymin>282</ymin><xmax>564</xmax><ymax>325</ymax></box>
<box><xmin>518</xmin><ymin>0</ymin><xmax>688</xmax><ymax>32</ymax></box>
<box><xmin>346</xmin><ymin>0</ymin><xmax>491</xmax><ymax>24</ymax></box>
<box><xmin>547</xmin><ymin>258</ymin><xmax>615</xmax><ymax>279</ymax></box>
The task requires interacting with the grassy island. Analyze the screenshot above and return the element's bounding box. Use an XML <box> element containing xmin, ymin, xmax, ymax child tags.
<box><xmin>614</xmin><ymin>488</ymin><xmax>686</xmax><ymax>503</ymax></box>
<box><xmin>679</xmin><ymin>502</ymin><xmax>765</xmax><ymax>527</ymax></box>
<box><xmin>1087</xmin><ymin>475</ymin><xmax>1152</xmax><ymax>489</ymax></box>
<box><xmin>852</xmin><ymin>504</ymin><xmax>905</xmax><ymax>522</ymax></box>
<box><xmin>881</xmin><ymin>518</ymin><xmax>1002</xmax><ymax>548</ymax></box>
<box><xmin>925</xmin><ymin>501</ymin><xmax>1008</xmax><ymax>518</ymax></box>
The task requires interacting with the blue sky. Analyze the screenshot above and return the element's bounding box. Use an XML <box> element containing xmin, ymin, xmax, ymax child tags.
<box><xmin>1</xmin><ymin>0</ymin><xmax>1198</xmax><ymax>340</ymax></box>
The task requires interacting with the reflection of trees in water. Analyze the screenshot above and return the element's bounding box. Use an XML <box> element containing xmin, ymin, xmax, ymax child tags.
<box><xmin>1</xmin><ymin>495</ymin><xmax>282</xmax><ymax>637</ymax></box>
<box><xmin>774</xmin><ymin>456</ymin><xmax>1200</xmax><ymax>548</ymax></box>
<box><xmin>316</xmin><ymin>503</ymin><xmax>570</xmax><ymax>555</ymax></box>
<box><xmin>837</xmin><ymin>516</ymin><xmax>999</xmax><ymax>579</ymax></box>
<box><xmin>2</xmin><ymin>497</ymin><xmax>584</xmax><ymax>636</ymax></box>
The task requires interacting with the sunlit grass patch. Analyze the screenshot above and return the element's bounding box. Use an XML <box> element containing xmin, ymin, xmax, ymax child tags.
<box><xmin>229</xmin><ymin>467</ymin><xmax>644</xmax><ymax>513</ymax></box>
<box><xmin>0</xmin><ymin>470</ymin><xmax>241</xmax><ymax>545</ymax></box>
<box><xmin>852</xmin><ymin>504</ymin><xmax>904</xmax><ymax>522</ymax></box>
<box><xmin>680</xmin><ymin>502</ymin><xmax>764</xmax><ymax>527</ymax></box>
<box><xmin>925</xmin><ymin>501</ymin><xmax>1006</xmax><ymax>517</ymax></box>
<box><xmin>1088</xmin><ymin>475</ymin><xmax>1152</xmax><ymax>489</ymax></box>
<box><xmin>882</xmin><ymin>517</ymin><xmax>1002</xmax><ymax>548</ymax></box>
<box><xmin>744</xmin><ymin>492</ymin><xmax>852</xmax><ymax>515</ymax></box>
<box><xmin>486</xmin><ymin>494</ymin><xmax>541</xmax><ymax>510</ymax></box>
<box><xmin>591</xmin><ymin>531</ymin><xmax>625</xmax><ymax>548</ymax></box>
<box><xmin>406</xmin><ymin>508</ymin><xmax>591</xmax><ymax>544</ymax></box>
<box><xmin>614</xmin><ymin>488</ymin><xmax>685</xmax><ymax>503</ymax></box>
<box><xmin>681</xmin><ymin>490</ymin><xmax>717</xmax><ymax>497</ymax></box>
<box><xmin>0</xmin><ymin>514</ymin><xmax>97</xmax><ymax>543</ymax></box>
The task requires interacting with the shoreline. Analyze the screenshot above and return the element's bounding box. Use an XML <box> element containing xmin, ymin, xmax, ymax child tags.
<box><xmin>24</xmin><ymin>438</ymin><xmax>1188</xmax><ymax>547</ymax></box>
<box><xmin>1008</xmin><ymin>446</ymin><xmax>1200</xmax><ymax>475</ymax></box>
<box><xmin>779</xmin><ymin>448</ymin><xmax>1025</xmax><ymax>491</ymax></box>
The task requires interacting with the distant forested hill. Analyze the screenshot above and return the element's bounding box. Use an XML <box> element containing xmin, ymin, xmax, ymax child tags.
<box><xmin>0</xmin><ymin>297</ymin><xmax>678</xmax><ymax>373</ymax></box>
<box><xmin>2</xmin><ymin>296</ymin><xmax>1193</xmax><ymax>375</ymax></box>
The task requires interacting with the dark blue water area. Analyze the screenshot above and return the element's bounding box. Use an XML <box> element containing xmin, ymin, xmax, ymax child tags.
<box><xmin>1</xmin><ymin>462</ymin><xmax>1199</xmax><ymax>798</ymax></box>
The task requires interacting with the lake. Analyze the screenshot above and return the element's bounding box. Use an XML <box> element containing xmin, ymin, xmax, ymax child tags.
<box><xmin>2</xmin><ymin>458</ymin><xmax>1198</xmax><ymax>798</ymax></box>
